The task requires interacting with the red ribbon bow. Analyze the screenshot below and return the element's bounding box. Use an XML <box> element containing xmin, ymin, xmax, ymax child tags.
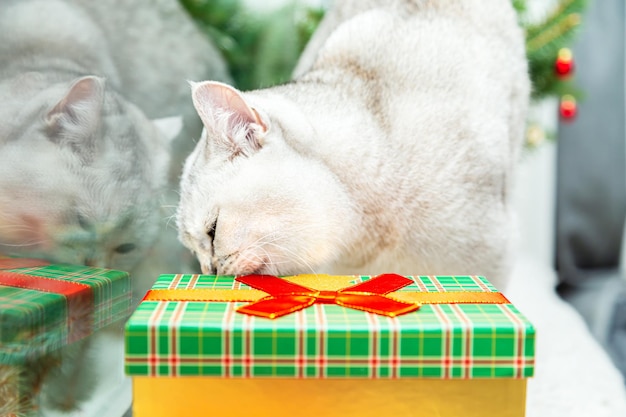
<box><xmin>236</xmin><ymin>273</ymin><xmax>419</xmax><ymax>319</ymax></box>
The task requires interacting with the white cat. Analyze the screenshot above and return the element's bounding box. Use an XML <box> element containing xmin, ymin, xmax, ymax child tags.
<box><xmin>0</xmin><ymin>0</ymin><xmax>229</xmax><ymax>413</ymax></box>
<box><xmin>177</xmin><ymin>0</ymin><xmax>530</xmax><ymax>290</ymax></box>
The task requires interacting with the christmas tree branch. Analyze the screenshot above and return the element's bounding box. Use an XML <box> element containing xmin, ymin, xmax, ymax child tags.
<box><xmin>527</xmin><ymin>12</ymin><xmax>581</xmax><ymax>53</ymax></box>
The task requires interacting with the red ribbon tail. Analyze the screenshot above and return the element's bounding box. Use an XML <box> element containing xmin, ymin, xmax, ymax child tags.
<box><xmin>236</xmin><ymin>295</ymin><xmax>316</xmax><ymax>319</ymax></box>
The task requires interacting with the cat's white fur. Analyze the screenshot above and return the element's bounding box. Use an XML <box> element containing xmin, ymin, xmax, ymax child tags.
<box><xmin>178</xmin><ymin>0</ymin><xmax>530</xmax><ymax>289</ymax></box>
<box><xmin>0</xmin><ymin>0</ymin><xmax>229</xmax><ymax>412</ymax></box>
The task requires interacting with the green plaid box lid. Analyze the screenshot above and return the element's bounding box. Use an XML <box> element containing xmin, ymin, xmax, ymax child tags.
<box><xmin>125</xmin><ymin>275</ymin><xmax>535</xmax><ymax>378</ymax></box>
<box><xmin>125</xmin><ymin>274</ymin><xmax>535</xmax><ymax>379</ymax></box>
<box><xmin>0</xmin><ymin>259</ymin><xmax>130</xmax><ymax>364</ymax></box>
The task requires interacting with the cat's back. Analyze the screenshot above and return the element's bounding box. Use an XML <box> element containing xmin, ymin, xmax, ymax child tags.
<box><xmin>307</xmin><ymin>0</ymin><xmax>524</xmax><ymax>91</ymax></box>
<box><xmin>297</xmin><ymin>0</ymin><xmax>528</xmax><ymax>165</ymax></box>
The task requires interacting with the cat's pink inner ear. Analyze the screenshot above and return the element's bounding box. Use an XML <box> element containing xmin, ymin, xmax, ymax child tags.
<box><xmin>47</xmin><ymin>76</ymin><xmax>104</xmax><ymax>125</ymax></box>
<box><xmin>191</xmin><ymin>81</ymin><xmax>267</xmax><ymax>133</ymax></box>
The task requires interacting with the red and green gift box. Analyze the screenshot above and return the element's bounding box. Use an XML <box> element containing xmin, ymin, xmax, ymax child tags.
<box><xmin>125</xmin><ymin>273</ymin><xmax>535</xmax><ymax>417</ymax></box>
<box><xmin>0</xmin><ymin>256</ymin><xmax>131</xmax><ymax>364</ymax></box>
<box><xmin>0</xmin><ymin>255</ymin><xmax>131</xmax><ymax>416</ymax></box>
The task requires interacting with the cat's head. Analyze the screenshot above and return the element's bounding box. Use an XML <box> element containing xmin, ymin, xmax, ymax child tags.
<box><xmin>0</xmin><ymin>75</ymin><xmax>180</xmax><ymax>272</ymax></box>
<box><xmin>177</xmin><ymin>81</ymin><xmax>355</xmax><ymax>275</ymax></box>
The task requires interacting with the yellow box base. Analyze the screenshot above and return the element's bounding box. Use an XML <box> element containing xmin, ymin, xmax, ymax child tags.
<box><xmin>133</xmin><ymin>377</ymin><xmax>527</xmax><ymax>417</ymax></box>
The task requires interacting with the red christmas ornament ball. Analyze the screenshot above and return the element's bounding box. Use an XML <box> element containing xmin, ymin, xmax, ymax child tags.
<box><xmin>560</xmin><ymin>95</ymin><xmax>577</xmax><ymax>120</ymax></box>
<box><xmin>555</xmin><ymin>48</ymin><xmax>575</xmax><ymax>78</ymax></box>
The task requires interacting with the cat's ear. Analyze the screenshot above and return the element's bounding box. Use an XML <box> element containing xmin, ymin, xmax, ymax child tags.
<box><xmin>45</xmin><ymin>76</ymin><xmax>104</xmax><ymax>160</ymax></box>
<box><xmin>190</xmin><ymin>81</ymin><xmax>268</xmax><ymax>156</ymax></box>
<box><xmin>152</xmin><ymin>116</ymin><xmax>183</xmax><ymax>145</ymax></box>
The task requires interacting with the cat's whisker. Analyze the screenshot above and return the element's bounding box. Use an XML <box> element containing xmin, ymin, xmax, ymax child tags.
<box><xmin>242</xmin><ymin>230</ymin><xmax>282</xmax><ymax>248</ymax></box>
<box><xmin>0</xmin><ymin>240</ymin><xmax>46</xmax><ymax>248</ymax></box>
<box><xmin>286</xmin><ymin>223</ymin><xmax>353</xmax><ymax>261</ymax></box>
<box><xmin>253</xmin><ymin>248</ymin><xmax>287</xmax><ymax>277</ymax></box>
<box><xmin>160</xmin><ymin>208</ymin><xmax>178</xmax><ymax>220</ymax></box>
<box><xmin>262</xmin><ymin>241</ymin><xmax>317</xmax><ymax>276</ymax></box>
<box><xmin>228</xmin><ymin>222</ymin><xmax>334</xmax><ymax>276</ymax></box>
<box><xmin>228</xmin><ymin>248</ymin><xmax>269</xmax><ymax>274</ymax></box>
<box><xmin>246</xmin><ymin>223</ymin><xmax>323</xmax><ymax>248</ymax></box>
<box><xmin>0</xmin><ymin>225</ymin><xmax>38</xmax><ymax>232</ymax></box>
<box><xmin>0</xmin><ymin>223</ymin><xmax>45</xmax><ymax>246</ymax></box>
<box><xmin>163</xmin><ymin>213</ymin><xmax>179</xmax><ymax>229</ymax></box>
<box><xmin>235</xmin><ymin>238</ymin><xmax>297</xmax><ymax>275</ymax></box>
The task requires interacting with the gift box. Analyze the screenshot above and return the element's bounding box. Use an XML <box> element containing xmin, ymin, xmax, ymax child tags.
<box><xmin>0</xmin><ymin>256</ymin><xmax>131</xmax><ymax>364</ymax></box>
<box><xmin>125</xmin><ymin>273</ymin><xmax>535</xmax><ymax>417</ymax></box>
<box><xmin>0</xmin><ymin>256</ymin><xmax>131</xmax><ymax>416</ymax></box>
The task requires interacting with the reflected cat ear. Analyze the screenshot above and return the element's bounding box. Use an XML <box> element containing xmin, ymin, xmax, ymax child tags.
<box><xmin>152</xmin><ymin>116</ymin><xmax>182</xmax><ymax>144</ymax></box>
<box><xmin>46</xmin><ymin>76</ymin><xmax>104</xmax><ymax>139</ymax></box>
<box><xmin>190</xmin><ymin>81</ymin><xmax>268</xmax><ymax>155</ymax></box>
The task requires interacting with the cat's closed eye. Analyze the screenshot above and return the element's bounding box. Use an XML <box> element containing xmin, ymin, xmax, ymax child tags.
<box><xmin>77</xmin><ymin>213</ymin><xmax>92</xmax><ymax>231</ymax></box>
<box><xmin>114</xmin><ymin>243</ymin><xmax>136</xmax><ymax>254</ymax></box>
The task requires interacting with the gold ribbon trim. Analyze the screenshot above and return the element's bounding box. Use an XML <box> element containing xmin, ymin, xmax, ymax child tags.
<box><xmin>144</xmin><ymin>288</ymin><xmax>508</xmax><ymax>305</ymax></box>
<box><xmin>144</xmin><ymin>289</ymin><xmax>266</xmax><ymax>303</ymax></box>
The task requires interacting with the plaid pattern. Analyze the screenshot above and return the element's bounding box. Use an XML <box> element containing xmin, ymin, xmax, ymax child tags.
<box><xmin>1</xmin><ymin>263</ymin><xmax>130</xmax><ymax>364</ymax></box>
<box><xmin>125</xmin><ymin>275</ymin><xmax>535</xmax><ymax>379</ymax></box>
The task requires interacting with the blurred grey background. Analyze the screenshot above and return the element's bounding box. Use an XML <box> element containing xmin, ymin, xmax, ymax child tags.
<box><xmin>556</xmin><ymin>0</ymin><xmax>626</xmax><ymax>383</ymax></box>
